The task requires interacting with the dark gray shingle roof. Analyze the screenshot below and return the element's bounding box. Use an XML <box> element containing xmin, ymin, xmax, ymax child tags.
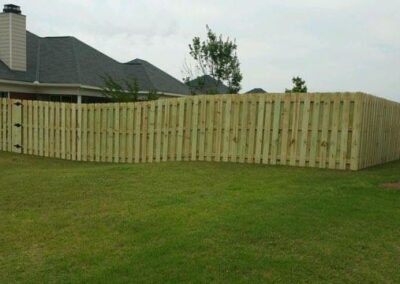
<box><xmin>186</xmin><ymin>75</ymin><xmax>230</xmax><ymax>94</ymax></box>
<box><xmin>245</xmin><ymin>88</ymin><xmax>267</xmax><ymax>94</ymax></box>
<box><xmin>0</xmin><ymin>31</ymin><xmax>190</xmax><ymax>95</ymax></box>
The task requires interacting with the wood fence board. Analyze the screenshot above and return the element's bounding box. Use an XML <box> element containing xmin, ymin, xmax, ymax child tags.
<box><xmin>191</xmin><ymin>97</ymin><xmax>199</xmax><ymax>161</ymax></box>
<box><xmin>299</xmin><ymin>94</ymin><xmax>311</xmax><ymax>167</ymax></box>
<box><xmin>270</xmin><ymin>95</ymin><xmax>282</xmax><ymax>165</ymax></box>
<box><xmin>148</xmin><ymin>101</ymin><xmax>156</xmax><ymax>162</ymax></box>
<box><xmin>134</xmin><ymin>103</ymin><xmax>142</xmax><ymax>163</ymax></box>
<box><xmin>222</xmin><ymin>96</ymin><xmax>232</xmax><ymax>162</ymax></box>
<box><xmin>176</xmin><ymin>99</ymin><xmax>185</xmax><ymax>161</ymax></box>
<box><xmin>238</xmin><ymin>96</ymin><xmax>248</xmax><ymax>163</ymax></box>
<box><xmin>280</xmin><ymin>94</ymin><xmax>291</xmax><ymax>165</ymax></box>
<box><xmin>255</xmin><ymin>95</ymin><xmax>265</xmax><ymax>164</ymax></box>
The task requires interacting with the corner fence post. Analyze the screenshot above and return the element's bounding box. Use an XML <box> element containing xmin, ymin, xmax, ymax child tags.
<box><xmin>12</xmin><ymin>99</ymin><xmax>23</xmax><ymax>154</ymax></box>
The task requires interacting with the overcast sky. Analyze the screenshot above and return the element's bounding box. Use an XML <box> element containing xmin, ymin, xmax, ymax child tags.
<box><xmin>11</xmin><ymin>0</ymin><xmax>400</xmax><ymax>101</ymax></box>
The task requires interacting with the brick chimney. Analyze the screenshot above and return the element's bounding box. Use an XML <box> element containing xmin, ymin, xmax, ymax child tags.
<box><xmin>0</xmin><ymin>4</ymin><xmax>26</xmax><ymax>71</ymax></box>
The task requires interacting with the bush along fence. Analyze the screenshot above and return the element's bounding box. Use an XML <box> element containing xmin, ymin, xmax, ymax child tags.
<box><xmin>0</xmin><ymin>93</ymin><xmax>399</xmax><ymax>170</ymax></box>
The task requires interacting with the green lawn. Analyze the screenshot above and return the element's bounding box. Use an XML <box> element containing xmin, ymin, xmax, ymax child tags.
<box><xmin>1</xmin><ymin>152</ymin><xmax>399</xmax><ymax>283</ymax></box>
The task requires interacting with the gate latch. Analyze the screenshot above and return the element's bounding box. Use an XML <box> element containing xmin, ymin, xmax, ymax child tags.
<box><xmin>14</xmin><ymin>102</ymin><xmax>22</xmax><ymax>106</ymax></box>
<box><xmin>14</xmin><ymin>123</ymin><xmax>22</xmax><ymax>128</ymax></box>
<box><xmin>14</xmin><ymin>144</ymin><xmax>23</xmax><ymax>149</ymax></box>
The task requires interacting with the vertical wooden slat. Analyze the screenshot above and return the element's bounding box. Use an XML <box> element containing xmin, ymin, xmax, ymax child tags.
<box><xmin>126</xmin><ymin>104</ymin><xmax>134</xmax><ymax>163</ymax></box>
<box><xmin>339</xmin><ymin>94</ymin><xmax>350</xmax><ymax>169</ymax></box>
<box><xmin>70</xmin><ymin>104</ymin><xmax>76</xmax><ymax>160</ymax></box>
<box><xmin>270</xmin><ymin>95</ymin><xmax>282</xmax><ymax>165</ymax></box>
<box><xmin>309</xmin><ymin>94</ymin><xmax>321</xmax><ymax>167</ymax></box>
<box><xmin>76</xmin><ymin>104</ymin><xmax>82</xmax><ymax>161</ymax></box>
<box><xmin>161</xmin><ymin>101</ymin><xmax>170</xmax><ymax>162</ymax></box>
<box><xmin>148</xmin><ymin>102</ymin><xmax>156</xmax><ymax>162</ymax></box>
<box><xmin>119</xmin><ymin>104</ymin><xmax>127</xmax><ymax>163</ymax></box>
<box><xmin>328</xmin><ymin>94</ymin><xmax>340</xmax><ymax>169</ymax></box>
<box><xmin>81</xmin><ymin>104</ymin><xmax>88</xmax><ymax>161</ymax></box>
<box><xmin>141</xmin><ymin>102</ymin><xmax>148</xmax><ymax>162</ymax></box>
<box><xmin>65</xmin><ymin>104</ymin><xmax>71</xmax><ymax>160</ymax></box>
<box><xmin>49</xmin><ymin>103</ymin><xmax>55</xmax><ymax>157</ymax></box>
<box><xmin>222</xmin><ymin>96</ymin><xmax>232</xmax><ymax>162</ymax></box>
<box><xmin>155</xmin><ymin>100</ymin><xmax>163</xmax><ymax>162</ymax></box>
<box><xmin>198</xmin><ymin>96</ymin><xmax>207</xmax><ymax>161</ymax></box>
<box><xmin>169</xmin><ymin>101</ymin><xmax>177</xmax><ymax>161</ymax></box>
<box><xmin>22</xmin><ymin>100</ymin><xmax>28</xmax><ymax>154</ymax></box>
<box><xmin>289</xmin><ymin>94</ymin><xmax>300</xmax><ymax>166</ymax></box>
<box><xmin>94</xmin><ymin>104</ymin><xmax>101</xmax><ymax>162</ymax></box>
<box><xmin>262</xmin><ymin>95</ymin><xmax>272</xmax><ymax>164</ymax></box>
<box><xmin>190</xmin><ymin>97</ymin><xmax>199</xmax><ymax>161</ymax></box>
<box><xmin>101</xmin><ymin>105</ymin><xmax>107</xmax><ymax>162</ymax></box>
<box><xmin>89</xmin><ymin>104</ymin><xmax>95</xmax><ymax>161</ymax></box>
<box><xmin>238</xmin><ymin>97</ymin><xmax>248</xmax><ymax>163</ymax></box>
<box><xmin>113</xmin><ymin>103</ymin><xmax>120</xmax><ymax>163</ymax></box>
<box><xmin>176</xmin><ymin>99</ymin><xmax>185</xmax><ymax>161</ymax></box>
<box><xmin>28</xmin><ymin>100</ymin><xmax>33</xmax><ymax>155</ymax></box>
<box><xmin>184</xmin><ymin>98</ymin><xmax>192</xmax><ymax>161</ymax></box>
<box><xmin>107</xmin><ymin>104</ymin><xmax>114</xmax><ymax>162</ymax></box>
<box><xmin>61</xmin><ymin>103</ymin><xmax>66</xmax><ymax>159</ymax></box>
<box><xmin>134</xmin><ymin>103</ymin><xmax>142</xmax><ymax>163</ymax></box>
<box><xmin>54</xmin><ymin>103</ymin><xmax>61</xmax><ymax>158</ymax></box>
<box><xmin>350</xmin><ymin>93</ymin><xmax>363</xmax><ymax>170</ymax></box>
<box><xmin>246</xmin><ymin>95</ymin><xmax>257</xmax><ymax>164</ymax></box>
<box><xmin>230</xmin><ymin>95</ymin><xmax>240</xmax><ymax>162</ymax></box>
<box><xmin>254</xmin><ymin>95</ymin><xmax>265</xmax><ymax>164</ymax></box>
<box><xmin>299</xmin><ymin>94</ymin><xmax>311</xmax><ymax>167</ymax></box>
<box><xmin>319</xmin><ymin>96</ymin><xmax>330</xmax><ymax>168</ymax></box>
<box><xmin>280</xmin><ymin>94</ymin><xmax>291</xmax><ymax>165</ymax></box>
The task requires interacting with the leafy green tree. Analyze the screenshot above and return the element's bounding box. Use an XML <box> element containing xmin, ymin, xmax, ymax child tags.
<box><xmin>101</xmin><ymin>74</ymin><xmax>159</xmax><ymax>102</ymax></box>
<box><xmin>285</xmin><ymin>76</ymin><xmax>308</xmax><ymax>93</ymax></box>
<box><xmin>183</xmin><ymin>25</ymin><xmax>242</xmax><ymax>94</ymax></box>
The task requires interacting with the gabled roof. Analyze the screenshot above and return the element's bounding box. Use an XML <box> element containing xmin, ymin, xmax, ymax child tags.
<box><xmin>245</xmin><ymin>88</ymin><xmax>267</xmax><ymax>94</ymax></box>
<box><xmin>0</xmin><ymin>31</ymin><xmax>190</xmax><ymax>95</ymax></box>
<box><xmin>186</xmin><ymin>75</ymin><xmax>230</xmax><ymax>94</ymax></box>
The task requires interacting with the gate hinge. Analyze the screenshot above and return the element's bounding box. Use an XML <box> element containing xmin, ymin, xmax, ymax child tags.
<box><xmin>14</xmin><ymin>144</ymin><xmax>23</xmax><ymax>149</ymax></box>
<box><xmin>14</xmin><ymin>102</ymin><xmax>22</xmax><ymax>106</ymax></box>
<box><xmin>14</xmin><ymin>123</ymin><xmax>22</xmax><ymax>128</ymax></box>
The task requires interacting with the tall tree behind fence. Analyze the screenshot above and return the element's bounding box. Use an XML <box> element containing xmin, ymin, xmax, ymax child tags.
<box><xmin>0</xmin><ymin>93</ymin><xmax>399</xmax><ymax>170</ymax></box>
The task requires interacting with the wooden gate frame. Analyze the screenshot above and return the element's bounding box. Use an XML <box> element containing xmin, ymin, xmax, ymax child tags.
<box><xmin>11</xmin><ymin>99</ymin><xmax>22</xmax><ymax>153</ymax></box>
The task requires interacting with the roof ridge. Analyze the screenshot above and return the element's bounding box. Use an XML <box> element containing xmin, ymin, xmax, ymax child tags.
<box><xmin>137</xmin><ymin>59</ymin><xmax>187</xmax><ymax>88</ymax></box>
<box><xmin>130</xmin><ymin>60</ymin><xmax>155</xmax><ymax>91</ymax></box>
<box><xmin>71</xmin><ymin>38</ymin><xmax>82</xmax><ymax>84</ymax></box>
<box><xmin>35</xmin><ymin>38</ymin><xmax>41</xmax><ymax>82</ymax></box>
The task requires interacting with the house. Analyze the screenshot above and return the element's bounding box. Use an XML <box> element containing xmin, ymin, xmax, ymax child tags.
<box><xmin>186</xmin><ymin>75</ymin><xmax>230</xmax><ymax>94</ymax></box>
<box><xmin>245</xmin><ymin>88</ymin><xmax>267</xmax><ymax>94</ymax></box>
<box><xmin>0</xmin><ymin>4</ymin><xmax>190</xmax><ymax>103</ymax></box>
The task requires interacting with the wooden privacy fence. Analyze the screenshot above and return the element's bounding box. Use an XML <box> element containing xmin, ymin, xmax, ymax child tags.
<box><xmin>0</xmin><ymin>93</ymin><xmax>399</xmax><ymax>170</ymax></box>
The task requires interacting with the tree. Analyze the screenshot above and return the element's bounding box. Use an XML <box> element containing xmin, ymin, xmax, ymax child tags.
<box><xmin>183</xmin><ymin>25</ymin><xmax>242</xmax><ymax>94</ymax></box>
<box><xmin>101</xmin><ymin>74</ymin><xmax>159</xmax><ymax>102</ymax></box>
<box><xmin>285</xmin><ymin>76</ymin><xmax>308</xmax><ymax>93</ymax></box>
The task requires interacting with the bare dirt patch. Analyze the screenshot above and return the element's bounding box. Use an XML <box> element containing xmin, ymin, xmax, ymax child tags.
<box><xmin>381</xmin><ymin>182</ymin><xmax>400</xmax><ymax>190</ymax></box>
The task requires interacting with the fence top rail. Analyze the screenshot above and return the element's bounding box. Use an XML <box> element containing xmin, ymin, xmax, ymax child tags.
<box><xmin>3</xmin><ymin>92</ymin><xmax>394</xmax><ymax>107</ymax></box>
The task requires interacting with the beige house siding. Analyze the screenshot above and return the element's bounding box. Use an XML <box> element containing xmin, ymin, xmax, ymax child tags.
<box><xmin>0</xmin><ymin>14</ymin><xmax>11</xmax><ymax>67</ymax></box>
<box><xmin>0</xmin><ymin>13</ymin><xmax>26</xmax><ymax>71</ymax></box>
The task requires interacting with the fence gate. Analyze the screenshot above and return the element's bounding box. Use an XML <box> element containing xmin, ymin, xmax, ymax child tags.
<box><xmin>11</xmin><ymin>99</ymin><xmax>22</xmax><ymax>153</ymax></box>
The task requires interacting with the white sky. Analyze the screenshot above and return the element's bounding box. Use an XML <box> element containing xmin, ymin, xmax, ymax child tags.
<box><xmin>9</xmin><ymin>0</ymin><xmax>400</xmax><ymax>101</ymax></box>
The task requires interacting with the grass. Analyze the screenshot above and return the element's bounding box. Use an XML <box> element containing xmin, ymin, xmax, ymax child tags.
<box><xmin>0</xmin><ymin>152</ymin><xmax>399</xmax><ymax>283</ymax></box>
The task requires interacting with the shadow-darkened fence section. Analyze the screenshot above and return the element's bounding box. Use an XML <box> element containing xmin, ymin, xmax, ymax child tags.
<box><xmin>0</xmin><ymin>93</ymin><xmax>399</xmax><ymax>170</ymax></box>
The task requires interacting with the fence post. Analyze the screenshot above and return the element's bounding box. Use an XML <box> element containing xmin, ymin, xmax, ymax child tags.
<box><xmin>12</xmin><ymin>99</ymin><xmax>23</xmax><ymax>154</ymax></box>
